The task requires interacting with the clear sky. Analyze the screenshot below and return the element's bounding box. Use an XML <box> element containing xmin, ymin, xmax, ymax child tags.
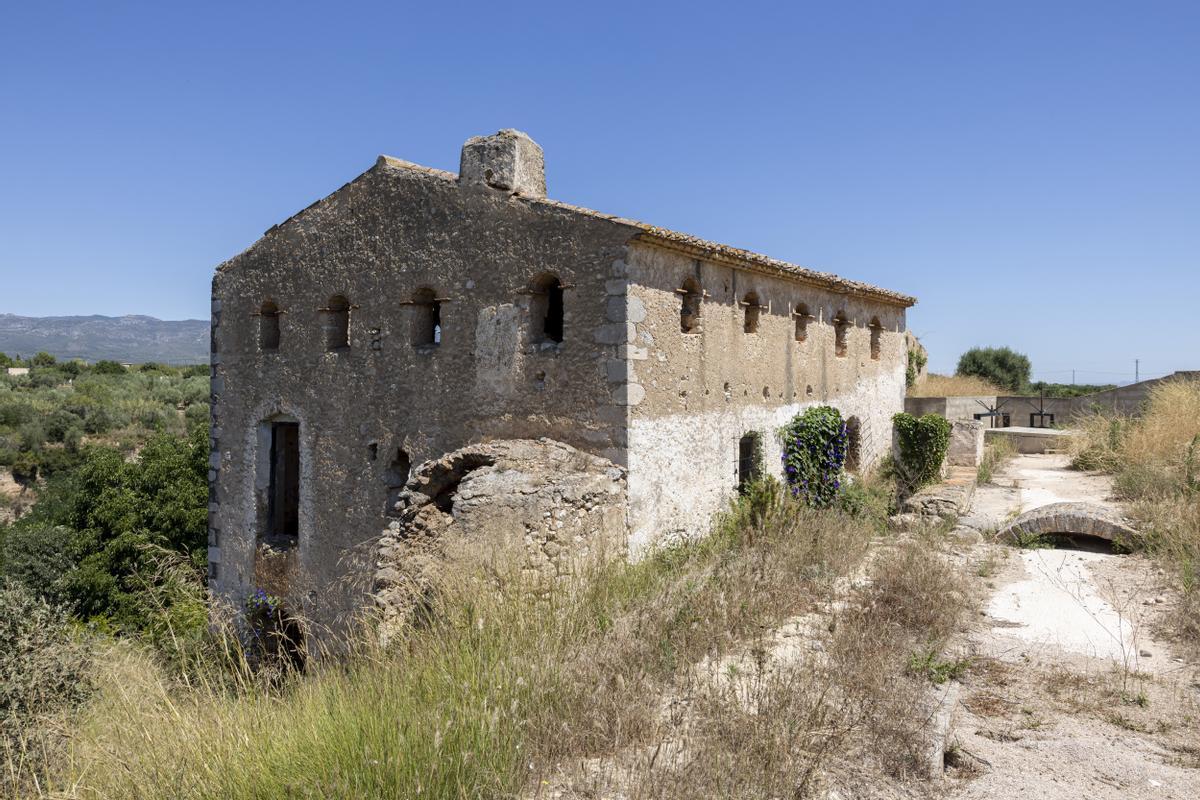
<box><xmin>2</xmin><ymin>1</ymin><xmax>1197</xmax><ymax>382</ymax></box>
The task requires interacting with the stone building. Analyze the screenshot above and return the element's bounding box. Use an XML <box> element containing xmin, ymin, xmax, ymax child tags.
<box><xmin>208</xmin><ymin>130</ymin><xmax>916</xmax><ymax>639</ymax></box>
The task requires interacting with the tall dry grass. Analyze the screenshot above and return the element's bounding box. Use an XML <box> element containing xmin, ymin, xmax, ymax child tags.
<box><xmin>21</xmin><ymin>481</ymin><xmax>972</xmax><ymax>799</ymax></box>
<box><xmin>1070</xmin><ymin>377</ymin><xmax>1200</xmax><ymax>654</ymax></box>
<box><xmin>906</xmin><ymin>373</ymin><xmax>1002</xmax><ymax>398</ymax></box>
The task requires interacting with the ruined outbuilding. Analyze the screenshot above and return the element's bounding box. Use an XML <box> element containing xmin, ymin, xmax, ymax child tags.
<box><xmin>208</xmin><ymin>130</ymin><xmax>916</xmax><ymax>641</ymax></box>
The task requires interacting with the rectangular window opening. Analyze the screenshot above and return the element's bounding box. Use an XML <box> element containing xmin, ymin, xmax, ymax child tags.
<box><xmin>267</xmin><ymin>422</ymin><xmax>300</xmax><ymax>547</ymax></box>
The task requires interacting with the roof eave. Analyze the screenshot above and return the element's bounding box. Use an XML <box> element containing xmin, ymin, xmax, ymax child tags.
<box><xmin>631</xmin><ymin>231</ymin><xmax>917</xmax><ymax>309</ymax></box>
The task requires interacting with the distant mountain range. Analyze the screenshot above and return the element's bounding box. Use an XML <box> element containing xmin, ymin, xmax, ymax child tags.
<box><xmin>0</xmin><ymin>314</ymin><xmax>208</xmax><ymax>364</ymax></box>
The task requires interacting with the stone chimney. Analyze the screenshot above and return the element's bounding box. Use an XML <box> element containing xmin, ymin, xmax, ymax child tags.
<box><xmin>459</xmin><ymin>129</ymin><xmax>546</xmax><ymax>198</ymax></box>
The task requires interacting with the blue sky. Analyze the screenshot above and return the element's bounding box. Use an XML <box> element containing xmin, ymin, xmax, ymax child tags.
<box><xmin>1</xmin><ymin>1</ymin><xmax>1196</xmax><ymax>382</ymax></box>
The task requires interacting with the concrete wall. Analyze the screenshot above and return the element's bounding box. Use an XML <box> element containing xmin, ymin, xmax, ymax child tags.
<box><xmin>621</xmin><ymin>241</ymin><xmax>908</xmax><ymax>551</ymax></box>
<box><xmin>210</xmin><ymin>158</ymin><xmax>641</xmax><ymax>635</ymax></box>
<box><xmin>904</xmin><ymin>396</ymin><xmax>1000</xmax><ymax>424</ymax></box>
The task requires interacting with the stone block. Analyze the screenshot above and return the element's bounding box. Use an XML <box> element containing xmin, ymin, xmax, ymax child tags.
<box><xmin>612</xmin><ymin>383</ymin><xmax>646</xmax><ymax>406</ymax></box>
<box><xmin>606</xmin><ymin>359</ymin><xmax>633</xmax><ymax>383</ymax></box>
<box><xmin>459</xmin><ymin>129</ymin><xmax>546</xmax><ymax>197</ymax></box>
<box><xmin>593</xmin><ymin>322</ymin><xmax>636</xmax><ymax>345</ymax></box>
<box><xmin>946</xmin><ymin>420</ymin><xmax>984</xmax><ymax>467</ymax></box>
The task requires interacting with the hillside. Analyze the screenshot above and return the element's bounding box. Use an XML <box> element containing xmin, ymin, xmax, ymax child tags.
<box><xmin>0</xmin><ymin>313</ymin><xmax>208</xmax><ymax>364</ymax></box>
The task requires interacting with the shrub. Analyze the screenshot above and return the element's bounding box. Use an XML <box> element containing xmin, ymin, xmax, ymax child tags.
<box><xmin>45</xmin><ymin>408</ymin><xmax>84</xmax><ymax>443</ymax></box>
<box><xmin>955</xmin><ymin>346</ymin><xmax>1031</xmax><ymax>393</ymax></box>
<box><xmin>0</xmin><ymin>401</ymin><xmax>34</xmax><ymax>427</ymax></box>
<box><xmin>892</xmin><ymin>412</ymin><xmax>951</xmax><ymax>490</ymax></box>
<box><xmin>0</xmin><ymin>581</ymin><xmax>92</xmax><ymax>742</ymax></box>
<box><xmin>31</xmin><ymin>352</ymin><xmax>57</xmax><ymax>367</ymax></box>
<box><xmin>0</xmin><ymin>526</ymin><xmax>76</xmax><ymax>608</ymax></box>
<box><xmin>780</xmin><ymin>406</ymin><xmax>847</xmax><ymax>508</ymax></box>
<box><xmin>92</xmin><ymin>360</ymin><xmax>126</xmax><ymax>375</ymax></box>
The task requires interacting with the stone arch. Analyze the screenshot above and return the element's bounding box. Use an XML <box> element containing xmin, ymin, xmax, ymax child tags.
<box><xmin>998</xmin><ymin>502</ymin><xmax>1139</xmax><ymax>547</ymax></box>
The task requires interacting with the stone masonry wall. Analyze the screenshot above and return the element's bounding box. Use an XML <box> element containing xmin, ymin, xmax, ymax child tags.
<box><xmin>209</xmin><ymin>159</ymin><xmax>639</xmax><ymax>639</ymax></box>
<box><xmin>370</xmin><ymin>439</ymin><xmax>626</xmax><ymax>642</ymax></box>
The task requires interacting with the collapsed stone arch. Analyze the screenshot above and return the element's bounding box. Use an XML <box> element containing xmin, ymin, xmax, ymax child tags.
<box><xmin>998</xmin><ymin>502</ymin><xmax>1139</xmax><ymax>548</ymax></box>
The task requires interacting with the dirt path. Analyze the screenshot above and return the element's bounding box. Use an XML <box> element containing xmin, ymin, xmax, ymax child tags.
<box><xmin>946</xmin><ymin>455</ymin><xmax>1200</xmax><ymax>799</ymax></box>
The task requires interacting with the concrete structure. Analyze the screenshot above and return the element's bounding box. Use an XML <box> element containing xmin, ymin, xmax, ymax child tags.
<box><xmin>5</xmin><ymin>367</ymin><xmax>29</xmax><ymax>377</ymax></box>
<box><xmin>985</xmin><ymin>426</ymin><xmax>1080</xmax><ymax>454</ymax></box>
<box><xmin>905</xmin><ymin>371</ymin><xmax>1200</xmax><ymax>430</ymax></box>
<box><xmin>209</xmin><ymin>130</ymin><xmax>915</xmax><ymax>639</ymax></box>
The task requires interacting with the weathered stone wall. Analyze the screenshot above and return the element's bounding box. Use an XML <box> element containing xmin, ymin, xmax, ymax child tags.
<box><xmin>618</xmin><ymin>242</ymin><xmax>908</xmax><ymax>551</ymax></box>
<box><xmin>210</xmin><ymin>131</ymin><xmax>917</xmax><ymax>640</ymax></box>
<box><xmin>209</xmin><ymin>156</ymin><xmax>639</xmax><ymax>637</ymax></box>
<box><xmin>371</xmin><ymin>439</ymin><xmax>626</xmax><ymax>642</ymax></box>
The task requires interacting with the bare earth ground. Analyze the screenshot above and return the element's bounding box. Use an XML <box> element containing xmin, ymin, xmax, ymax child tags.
<box><xmin>535</xmin><ymin>455</ymin><xmax>1199</xmax><ymax>798</ymax></box>
<box><xmin>945</xmin><ymin>455</ymin><xmax>1200</xmax><ymax>799</ymax></box>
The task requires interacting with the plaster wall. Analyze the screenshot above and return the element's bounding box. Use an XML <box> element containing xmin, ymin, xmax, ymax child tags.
<box><xmin>619</xmin><ymin>242</ymin><xmax>908</xmax><ymax>551</ymax></box>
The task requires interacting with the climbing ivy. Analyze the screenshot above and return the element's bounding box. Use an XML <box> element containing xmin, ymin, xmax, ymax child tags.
<box><xmin>780</xmin><ymin>406</ymin><xmax>847</xmax><ymax>508</ymax></box>
<box><xmin>905</xmin><ymin>348</ymin><xmax>928</xmax><ymax>389</ymax></box>
<box><xmin>892</xmin><ymin>412</ymin><xmax>951</xmax><ymax>490</ymax></box>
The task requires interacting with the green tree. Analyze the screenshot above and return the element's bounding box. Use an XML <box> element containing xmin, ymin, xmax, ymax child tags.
<box><xmin>31</xmin><ymin>352</ymin><xmax>57</xmax><ymax>367</ymax></box>
<box><xmin>91</xmin><ymin>360</ymin><xmax>126</xmax><ymax>375</ymax></box>
<box><xmin>2</xmin><ymin>424</ymin><xmax>208</xmax><ymax>629</ymax></box>
<box><xmin>955</xmin><ymin>346</ymin><xmax>1031</xmax><ymax>393</ymax></box>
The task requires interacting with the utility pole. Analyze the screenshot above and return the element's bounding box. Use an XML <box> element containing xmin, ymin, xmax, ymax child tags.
<box><xmin>1135</xmin><ymin>359</ymin><xmax>1140</xmax><ymax>383</ymax></box>
<box><xmin>1072</xmin><ymin>369</ymin><xmax>1076</xmax><ymax>385</ymax></box>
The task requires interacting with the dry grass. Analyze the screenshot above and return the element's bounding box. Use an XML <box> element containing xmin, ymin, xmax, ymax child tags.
<box><xmin>907</xmin><ymin>373</ymin><xmax>1003</xmax><ymax>398</ymax></box>
<box><xmin>976</xmin><ymin>436</ymin><xmax>1016</xmax><ymax>485</ymax></box>
<box><xmin>15</xmin><ymin>482</ymin><xmax>976</xmax><ymax>799</ymax></box>
<box><xmin>1069</xmin><ymin>377</ymin><xmax>1200</xmax><ymax>657</ymax></box>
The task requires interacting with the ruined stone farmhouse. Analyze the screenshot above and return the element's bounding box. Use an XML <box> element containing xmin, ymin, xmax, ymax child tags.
<box><xmin>208</xmin><ymin>130</ymin><xmax>916</xmax><ymax>637</ymax></box>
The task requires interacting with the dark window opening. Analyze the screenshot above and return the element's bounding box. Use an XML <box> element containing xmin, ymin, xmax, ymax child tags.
<box><xmin>529</xmin><ymin>273</ymin><xmax>564</xmax><ymax>344</ymax></box>
<box><xmin>794</xmin><ymin>304</ymin><xmax>812</xmax><ymax>342</ymax></box>
<box><xmin>267</xmin><ymin>421</ymin><xmax>300</xmax><ymax>546</ymax></box>
<box><xmin>412</xmin><ymin>288</ymin><xmax>441</xmax><ymax>347</ymax></box>
<box><xmin>869</xmin><ymin>318</ymin><xmax>882</xmax><ymax>360</ymax></box>
<box><xmin>383</xmin><ymin>448</ymin><xmax>411</xmax><ymax>516</ymax></box>
<box><xmin>742</xmin><ymin>292</ymin><xmax>761</xmax><ymax>334</ymax></box>
<box><xmin>323</xmin><ymin>295</ymin><xmax>350</xmax><ymax>351</ymax></box>
<box><xmin>834</xmin><ymin>313</ymin><xmax>850</xmax><ymax>357</ymax></box>
<box><xmin>259</xmin><ymin>300</ymin><xmax>281</xmax><ymax>351</ymax></box>
<box><xmin>1030</xmin><ymin>413</ymin><xmax>1055</xmax><ymax>428</ymax></box>
<box><xmin>845</xmin><ymin>416</ymin><xmax>862</xmax><ymax>472</ymax></box>
<box><xmin>737</xmin><ymin>433</ymin><xmax>760</xmax><ymax>492</ymax></box>
<box><xmin>680</xmin><ymin>278</ymin><xmax>702</xmax><ymax>333</ymax></box>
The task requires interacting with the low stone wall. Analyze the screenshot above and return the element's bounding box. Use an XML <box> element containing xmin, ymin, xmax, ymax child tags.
<box><xmin>371</xmin><ymin>438</ymin><xmax>627</xmax><ymax>641</ymax></box>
